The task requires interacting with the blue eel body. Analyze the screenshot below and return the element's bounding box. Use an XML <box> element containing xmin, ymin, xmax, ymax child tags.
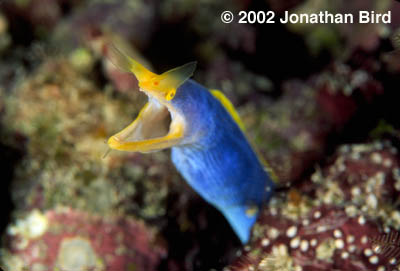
<box><xmin>169</xmin><ymin>79</ymin><xmax>275</xmax><ymax>243</ymax></box>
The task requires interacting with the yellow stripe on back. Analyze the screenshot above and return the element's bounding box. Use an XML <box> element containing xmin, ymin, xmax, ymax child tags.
<box><xmin>210</xmin><ymin>89</ymin><xmax>278</xmax><ymax>183</ymax></box>
<box><xmin>211</xmin><ymin>90</ymin><xmax>245</xmax><ymax>131</ymax></box>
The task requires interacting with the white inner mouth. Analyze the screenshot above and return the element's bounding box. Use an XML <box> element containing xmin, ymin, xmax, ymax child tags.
<box><xmin>118</xmin><ymin>97</ymin><xmax>172</xmax><ymax>142</ymax></box>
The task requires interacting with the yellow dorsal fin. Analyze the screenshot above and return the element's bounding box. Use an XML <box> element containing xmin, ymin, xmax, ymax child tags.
<box><xmin>211</xmin><ymin>89</ymin><xmax>278</xmax><ymax>183</ymax></box>
<box><xmin>211</xmin><ymin>90</ymin><xmax>245</xmax><ymax>131</ymax></box>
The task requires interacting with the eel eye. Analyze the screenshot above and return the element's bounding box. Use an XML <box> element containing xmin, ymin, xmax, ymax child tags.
<box><xmin>166</xmin><ymin>89</ymin><xmax>176</xmax><ymax>101</ymax></box>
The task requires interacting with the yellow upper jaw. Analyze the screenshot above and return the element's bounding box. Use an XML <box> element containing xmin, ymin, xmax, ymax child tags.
<box><xmin>108</xmin><ymin>44</ymin><xmax>196</xmax><ymax>100</ymax></box>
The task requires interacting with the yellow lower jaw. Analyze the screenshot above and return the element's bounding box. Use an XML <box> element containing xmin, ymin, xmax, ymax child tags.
<box><xmin>107</xmin><ymin>122</ymin><xmax>184</xmax><ymax>153</ymax></box>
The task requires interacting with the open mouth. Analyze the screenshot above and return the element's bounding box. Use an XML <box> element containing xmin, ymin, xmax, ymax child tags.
<box><xmin>118</xmin><ymin>98</ymin><xmax>171</xmax><ymax>141</ymax></box>
<box><xmin>108</xmin><ymin>97</ymin><xmax>184</xmax><ymax>153</ymax></box>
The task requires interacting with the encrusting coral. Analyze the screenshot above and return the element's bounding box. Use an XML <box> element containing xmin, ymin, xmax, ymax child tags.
<box><xmin>225</xmin><ymin>141</ymin><xmax>400</xmax><ymax>271</ymax></box>
<box><xmin>2</xmin><ymin>207</ymin><xmax>166</xmax><ymax>271</ymax></box>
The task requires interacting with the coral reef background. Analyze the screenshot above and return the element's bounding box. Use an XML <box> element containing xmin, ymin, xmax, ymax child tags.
<box><xmin>1</xmin><ymin>0</ymin><xmax>400</xmax><ymax>270</ymax></box>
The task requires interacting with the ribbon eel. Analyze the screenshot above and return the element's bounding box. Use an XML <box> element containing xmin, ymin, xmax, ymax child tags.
<box><xmin>107</xmin><ymin>46</ymin><xmax>275</xmax><ymax>243</ymax></box>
